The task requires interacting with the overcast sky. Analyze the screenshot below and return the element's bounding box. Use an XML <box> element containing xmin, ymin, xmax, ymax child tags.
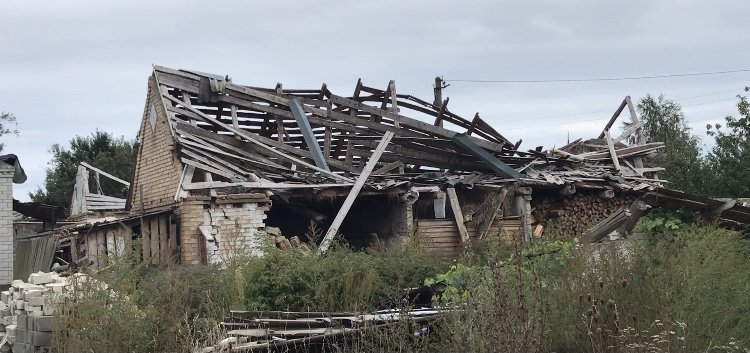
<box><xmin>2</xmin><ymin>0</ymin><xmax>750</xmax><ymax>201</ymax></box>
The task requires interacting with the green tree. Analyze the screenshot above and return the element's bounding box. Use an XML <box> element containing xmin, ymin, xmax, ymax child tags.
<box><xmin>30</xmin><ymin>131</ymin><xmax>138</xmax><ymax>211</ymax></box>
<box><xmin>630</xmin><ymin>94</ymin><xmax>706</xmax><ymax>194</ymax></box>
<box><xmin>0</xmin><ymin>112</ymin><xmax>19</xmax><ymax>153</ymax></box>
<box><xmin>705</xmin><ymin>87</ymin><xmax>750</xmax><ymax>197</ymax></box>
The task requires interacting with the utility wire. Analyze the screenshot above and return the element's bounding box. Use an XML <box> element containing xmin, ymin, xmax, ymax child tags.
<box><xmin>447</xmin><ymin>68</ymin><xmax>750</xmax><ymax>83</ymax></box>
<box><xmin>500</xmin><ymin>88</ymin><xmax>744</xmax><ymax>124</ymax></box>
<box><xmin>503</xmin><ymin>97</ymin><xmax>739</xmax><ymax>131</ymax></box>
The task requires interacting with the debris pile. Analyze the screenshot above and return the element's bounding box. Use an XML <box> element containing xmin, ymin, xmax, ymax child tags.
<box><xmin>0</xmin><ymin>272</ymin><xmax>69</xmax><ymax>353</ymax></box>
<box><xmin>266</xmin><ymin>227</ymin><xmax>312</xmax><ymax>254</ymax></box>
<box><xmin>200</xmin><ymin>309</ymin><xmax>440</xmax><ymax>353</ymax></box>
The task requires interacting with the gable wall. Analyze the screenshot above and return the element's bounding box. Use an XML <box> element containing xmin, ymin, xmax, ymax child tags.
<box><xmin>129</xmin><ymin>76</ymin><xmax>183</xmax><ymax>212</ymax></box>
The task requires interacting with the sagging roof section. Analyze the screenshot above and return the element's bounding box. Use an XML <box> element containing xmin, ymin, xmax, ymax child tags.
<box><xmin>151</xmin><ymin>66</ymin><xmax>666</xmax><ymax>197</ymax></box>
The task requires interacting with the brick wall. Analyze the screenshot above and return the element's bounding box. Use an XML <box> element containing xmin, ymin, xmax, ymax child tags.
<box><xmin>178</xmin><ymin>197</ymin><xmax>209</xmax><ymax>265</ymax></box>
<box><xmin>202</xmin><ymin>201</ymin><xmax>269</xmax><ymax>263</ymax></box>
<box><xmin>178</xmin><ymin>195</ymin><xmax>271</xmax><ymax>265</ymax></box>
<box><xmin>0</xmin><ymin>163</ymin><xmax>15</xmax><ymax>285</ymax></box>
<box><xmin>129</xmin><ymin>76</ymin><xmax>183</xmax><ymax>212</ymax></box>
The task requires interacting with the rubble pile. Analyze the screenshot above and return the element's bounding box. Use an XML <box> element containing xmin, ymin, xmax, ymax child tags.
<box><xmin>0</xmin><ymin>272</ymin><xmax>71</xmax><ymax>353</ymax></box>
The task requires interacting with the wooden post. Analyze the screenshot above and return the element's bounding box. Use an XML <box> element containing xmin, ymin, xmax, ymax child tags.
<box><xmin>446</xmin><ymin>187</ymin><xmax>470</xmax><ymax>243</ymax></box>
<box><xmin>317</xmin><ymin>131</ymin><xmax>394</xmax><ymax>255</ymax></box>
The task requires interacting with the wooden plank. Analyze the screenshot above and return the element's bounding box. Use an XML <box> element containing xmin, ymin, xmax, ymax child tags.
<box><xmin>318</xmin><ymin>131</ymin><xmax>394</xmax><ymax>255</ymax></box>
<box><xmin>323</xmin><ymin>127</ymin><xmax>332</xmax><ymax>158</ymax></box>
<box><xmin>184</xmin><ymin>181</ymin><xmax>352</xmax><ymax>190</ymax></box>
<box><xmin>168</xmin><ymin>214</ymin><xmax>178</xmax><ymax>264</ymax></box>
<box><xmin>141</xmin><ymin>218</ymin><xmax>151</xmax><ymax>264</ymax></box>
<box><xmin>288</xmin><ymin>97</ymin><xmax>329</xmax><ymax>171</ymax></box>
<box><xmin>159</xmin><ymin>215</ymin><xmax>169</xmax><ymax>263</ymax></box>
<box><xmin>165</xmin><ymin>101</ymin><xmax>354</xmax><ymax>181</ymax></box>
<box><xmin>150</xmin><ymin>217</ymin><xmax>160</xmax><ymax>264</ymax></box>
<box><xmin>80</xmin><ymin>162</ymin><xmax>130</xmax><ymax>186</ymax></box>
<box><xmin>328</xmin><ymin>94</ymin><xmax>506</xmax><ymax>153</ymax></box>
<box><xmin>446</xmin><ymin>188</ymin><xmax>469</xmax><ymax>243</ymax></box>
<box><xmin>604</xmin><ymin>131</ymin><xmax>621</xmax><ymax>171</ymax></box>
<box><xmin>597</xmin><ymin>97</ymin><xmax>628</xmax><ymax>139</ymax></box>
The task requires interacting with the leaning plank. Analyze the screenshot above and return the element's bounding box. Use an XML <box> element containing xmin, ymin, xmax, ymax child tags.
<box><xmin>288</xmin><ymin>97</ymin><xmax>330</xmax><ymax>171</ymax></box>
<box><xmin>80</xmin><ymin>162</ymin><xmax>130</xmax><ymax>186</ymax></box>
<box><xmin>318</xmin><ymin>131</ymin><xmax>395</xmax><ymax>255</ymax></box>
<box><xmin>604</xmin><ymin>131</ymin><xmax>621</xmax><ymax>171</ymax></box>
<box><xmin>597</xmin><ymin>97</ymin><xmax>628</xmax><ymax>139</ymax></box>
<box><xmin>452</xmin><ymin>133</ymin><xmax>520</xmax><ymax>179</ymax></box>
<box><xmin>446</xmin><ymin>187</ymin><xmax>470</xmax><ymax>243</ymax></box>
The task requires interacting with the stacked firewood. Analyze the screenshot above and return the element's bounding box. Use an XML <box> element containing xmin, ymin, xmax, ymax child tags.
<box><xmin>533</xmin><ymin>192</ymin><xmax>637</xmax><ymax>238</ymax></box>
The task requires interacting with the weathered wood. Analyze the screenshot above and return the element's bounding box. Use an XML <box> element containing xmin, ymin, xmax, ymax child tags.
<box><xmin>289</xmin><ymin>97</ymin><xmax>329</xmax><ymax>171</ymax></box>
<box><xmin>604</xmin><ymin>131</ymin><xmax>621</xmax><ymax>172</ymax></box>
<box><xmin>183</xmin><ymin>181</ymin><xmax>353</xmax><ymax>190</ymax></box>
<box><xmin>446</xmin><ymin>187</ymin><xmax>470</xmax><ymax>243</ymax></box>
<box><xmin>598</xmin><ymin>97</ymin><xmax>628</xmax><ymax>139</ymax></box>
<box><xmin>318</xmin><ymin>131</ymin><xmax>394</xmax><ymax>255</ymax></box>
<box><xmin>80</xmin><ymin>162</ymin><xmax>131</xmax><ymax>186</ymax></box>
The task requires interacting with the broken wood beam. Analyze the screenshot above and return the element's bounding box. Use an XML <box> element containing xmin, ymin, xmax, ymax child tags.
<box><xmin>452</xmin><ymin>133</ymin><xmax>521</xmax><ymax>179</ymax></box>
<box><xmin>446</xmin><ymin>187</ymin><xmax>470</xmax><ymax>243</ymax></box>
<box><xmin>598</xmin><ymin>97</ymin><xmax>628</xmax><ymax>139</ymax></box>
<box><xmin>317</xmin><ymin>131</ymin><xmax>395</xmax><ymax>255</ymax></box>
<box><xmin>604</xmin><ymin>131</ymin><xmax>621</xmax><ymax>172</ymax></box>
<box><xmin>288</xmin><ymin>97</ymin><xmax>330</xmax><ymax>171</ymax></box>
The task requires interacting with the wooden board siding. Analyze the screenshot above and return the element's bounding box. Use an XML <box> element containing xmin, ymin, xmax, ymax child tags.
<box><xmin>129</xmin><ymin>76</ymin><xmax>183</xmax><ymax>212</ymax></box>
<box><xmin>415</xmin><ymin>218</ymin><xmax>522</xmax><ymax>256</ymax></box>
<box><xmin>138</xmin><ymin>212</ymin><xmax>178</xmax><ymax>265</ymax></box>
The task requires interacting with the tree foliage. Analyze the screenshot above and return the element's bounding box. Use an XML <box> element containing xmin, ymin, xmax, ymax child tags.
<box><xmin>631</xmin><ymin>94</ymin><xmax>705</xmax><ymax>194</ymax></box>
<box><xmin>0</xmin><ymin>112</ymin><xmax>19</xmax><ymax>153</ymax></box>
<box><xmin>30</xmin><ymin>131</ymin><xmax>138</xmax><ymax>211</ymax></box>
<box><xmin>705</xmin><ymin>87</ymin><xmax>750</xmax><ymax>197</ymax></box>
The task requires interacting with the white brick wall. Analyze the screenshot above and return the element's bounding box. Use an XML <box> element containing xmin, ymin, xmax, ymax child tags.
<box><xmin>201</xmin><ymin>202</ymin><xmax>268</xmax><ymax>264</ymax></box>
<box><xmin>0</xmin><ymin>163</ymin><xmax>16</xmax><ymax>285</ymax></box>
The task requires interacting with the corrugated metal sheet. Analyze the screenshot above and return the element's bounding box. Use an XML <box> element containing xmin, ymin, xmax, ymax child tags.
<box><xmin>14</xmin><ymin>235</ymin><xmax>58</xmax><ymax>280</ymax></box>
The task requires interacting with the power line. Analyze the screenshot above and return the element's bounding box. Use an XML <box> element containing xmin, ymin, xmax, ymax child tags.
<box><xmin>502</xmin><ymin>97</ymin><xmax>739</xmax><ymax>131</ymax></box>
<box><xmin>447</xmin><ymin>68</ymin><xmax>750</xmax><ymax>83</ymax></box>
<box><xmin>500</xmin><ymin>89</ymin><xmax>744</xmax><ymax>124</ymax></box>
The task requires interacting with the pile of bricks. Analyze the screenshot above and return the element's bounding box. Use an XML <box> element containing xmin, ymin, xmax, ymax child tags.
<box><xmin>0</xmin><ymin>272</ymin><xmax>69</xmax><ymax>353</ymax></box>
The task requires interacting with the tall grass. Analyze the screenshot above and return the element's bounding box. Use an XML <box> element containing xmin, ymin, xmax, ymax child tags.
<box><xmin>53</xmin><ymin>225</ymin><xmax>750</xmax><ymax>353</ymax></box>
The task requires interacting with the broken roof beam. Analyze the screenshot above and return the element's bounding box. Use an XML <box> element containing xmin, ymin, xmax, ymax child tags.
<box><xmin>451</xmin><ymin>134</ymin><xmax>520</xmax><ymax>179</ymax></box>
<box><xmin>598</xmin><ymin>97</ymin><xmax>628</xmax><ymax>139</ymax></box>
<box><xmin>289</xmin><ymin>98</ymin><xmax>330</xmax><ymax>171</ymax></box>
<box><xmin>163</xmin><ymin>96</ymin><xmax>354</xmax><ymax>183</ymax></box>
<box><xmin>318</xmin><ymin>131</ymin><xmax>395</xmax><ymax>255</ymax></box>
<box><xmin>80</xmin><ymin>162</ymin><xmax>130</xmax><ymax>187</ymax></box>
<box><xmin>327</xmin><ymin>94</ymin><xmax>507</xmax><ymax>153</ymax></box>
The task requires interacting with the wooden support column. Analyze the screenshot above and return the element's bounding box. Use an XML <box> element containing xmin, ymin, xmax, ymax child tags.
<box><xmin>318</xmin><ymin>131</ymin><xmax>395</xmax><ymax>255</ymax></box>
<box><xmin>446</xmin><ymin>187</ymin><xmax>470</xmax><ymax>243</ymax></box>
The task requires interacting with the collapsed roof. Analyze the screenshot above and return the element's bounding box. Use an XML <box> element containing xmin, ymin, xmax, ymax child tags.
<box><xmin>150</xmin><ymin>66</ymin><xmax>666</xmax><ymax>195</ymax></box>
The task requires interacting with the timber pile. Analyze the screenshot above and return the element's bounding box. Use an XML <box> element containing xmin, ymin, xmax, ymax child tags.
<box><xmin>200</xmin><ymin>309</ymin><xmax>441</xmax><ymax>353</ymax></box>
<box><xmin>534</xmin><ymin>193</ymin><xmax>637</xmax><ymax>238</ymax></box>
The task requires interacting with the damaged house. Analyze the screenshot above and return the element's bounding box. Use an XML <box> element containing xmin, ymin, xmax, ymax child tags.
<box><xmin>54</xmin><ymin>66</ymin><xmax>750</xmax><ymax>269</ymax></box>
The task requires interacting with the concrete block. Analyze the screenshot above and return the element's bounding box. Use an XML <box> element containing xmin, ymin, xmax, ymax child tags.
<box><xmin>0</xmin><ymin>291</ymin><xmax>8</xmax><ymax>303</ymax></box>
<box><xmin>44</xmin><ymin>283</ymin><xmax>65</xmax><ymax>293</ymax></box>
<box><xmin>30</xmin><ymin>331</ymin><xmax>51</xmax><ymax>346</ymax></box>
<box><xmin>13</xmin><ymin>300</ymin><xmax>23</xmax><ymax>310</ymax></box>
<box><xmin>16</xmin><ymin>315</ymin><xmax>26</xmax><ymax>330</ymax></box>
<box><xmin>42</xmin><ymin>304</ymin><xmax>54</xmax><ymax>316</ymax></box>
<box><xmin>27</xmin><ymin>310</ymin><xmax>43</xmax><ymax>317</ymax></box>
<box><xmin>1</xmin><ymin>317</ymin><xmax>10</xmax><ymax>326</ymax></box>
<box><xmin>33</xmin><ymin>317</ymin><xmax>52</xmax><ymax>333</ymax></box>
<box><xmin>27</xmin><ymin>297</ymin><xmax>43</xmax><ymax>307</ymax></box>
<box><xmin>11</xmin><ymin>343</ymin><xmax>23</xmax><ymax>353</ymax></box>
<box><xmin>15</xmin><ymin>328</ymin><xmax>26</xmax><ymax>344</ymax></box>
<box><xmin>23</xmin><ymin>290</ymin><xmax>42</xmax><ymax>300</ymax></box>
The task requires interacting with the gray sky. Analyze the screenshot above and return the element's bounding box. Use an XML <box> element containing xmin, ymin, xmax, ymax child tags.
<box><xmin>2</xmin><ymin>0</ymin><xmax>750</xmax><ymax>202</ymax></box>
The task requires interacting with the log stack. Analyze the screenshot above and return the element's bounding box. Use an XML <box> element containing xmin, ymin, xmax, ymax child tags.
<box><xmin>533</xmin><ymin>191</ymin><xmax>637</xmax><ymax>238</ymax></box>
